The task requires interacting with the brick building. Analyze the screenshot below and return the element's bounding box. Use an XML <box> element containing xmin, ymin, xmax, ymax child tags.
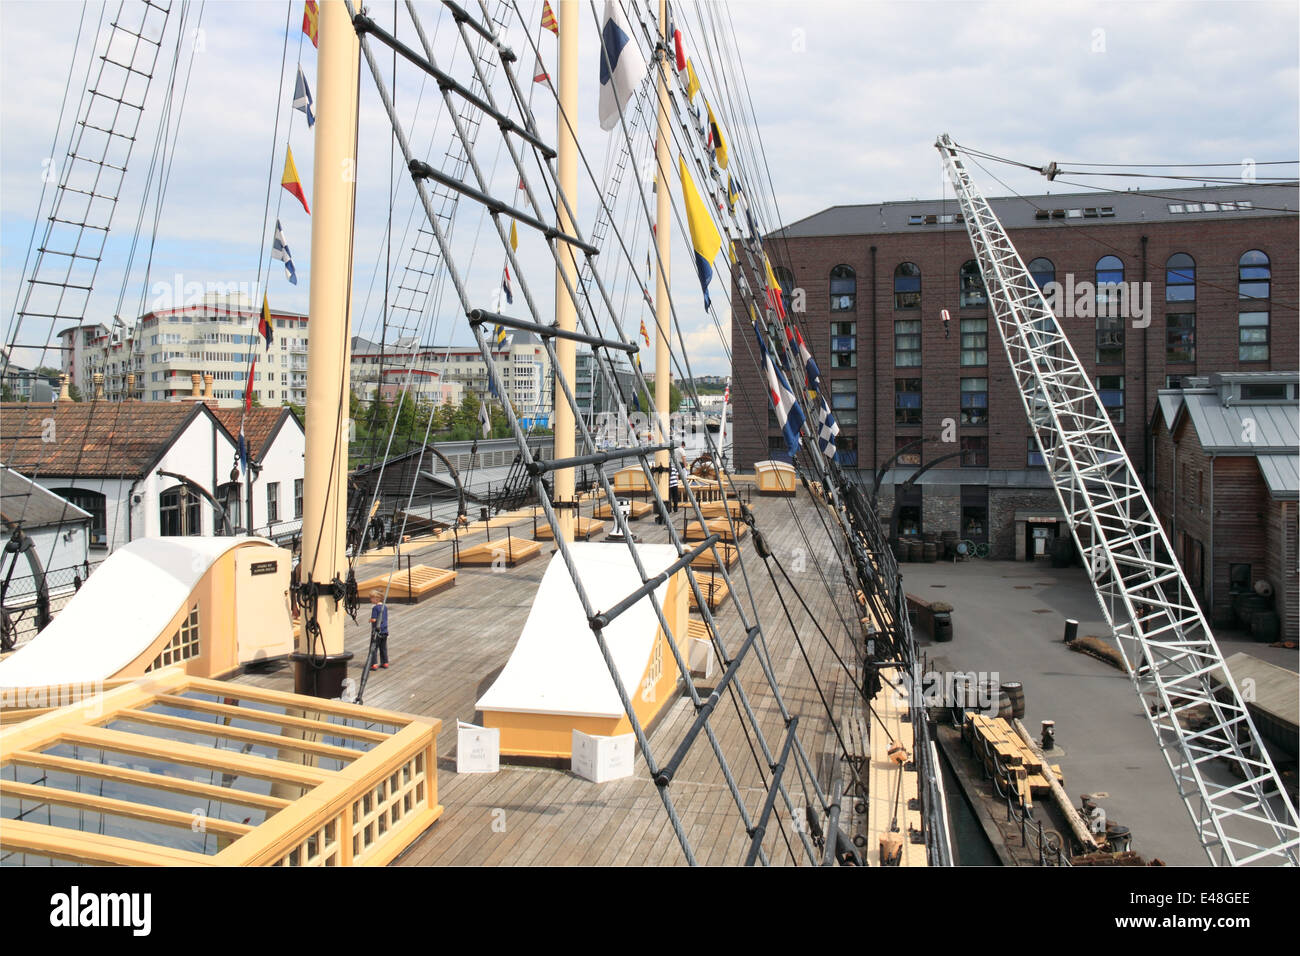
<box><xmin>1151</xmin><ymin>372</ymin><xmax>1298</xmax><ymax>637</ymax></box>
<box><xmin>732</xmin><ymin>184</ymin><xmax>1298</xmax><ymax>559</ymax></box>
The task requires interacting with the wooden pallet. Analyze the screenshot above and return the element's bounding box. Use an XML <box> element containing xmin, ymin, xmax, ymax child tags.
<box><xmin>682</xmin><ymin>517</ymin><xmax>748</xmax><ymax>544</ymax></box>
<box><xmin>355</xmin><ymin>566</ymin><xmax>457</xmax><ymax>604</ymax></box>
<box><xmin>591</xmin><ymin>500</ymin><xmax>653</xmax><ymax>520</ymax></box>
<box><xmin>687</xmin><ymin>573</ymin><xmax>730</xmax><ymax>612</ymax></box>
<box><xmin>455</xmin><ymin>537</ymin><xmax>544</xmax><ymax>568</ymax></box>
<box><xmin>690</xmin><ymin>543</ymin><xmax>739</xmax><ymax>571</ymax></box>
<box><xmin>532</xmin><ymin>516</ymin><xmax>606</xmax><ymax>541</ymax></box>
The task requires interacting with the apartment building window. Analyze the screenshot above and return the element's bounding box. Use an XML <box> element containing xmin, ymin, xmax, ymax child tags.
<box><xmin>1097</xmin><ymin>375</ymin><xmax>1125</xmax><ymax>422</ymax></box>
<box><xmin>294</xmin><ymin>478</ymin><xmax>303</xmax><ymax>519</ymax></box>
<box><xmin>1096</xmin><ymin>255</ymin><xmax>1125</xmax><ymax>365</ymax></box>
<box><xmin>960</xmin><ymin>378</ymin><xmax>988</xmax><ymax>425</ymax></box>
<box><xmin>830</xmin><ymin>321</ymin><xmax>857</xmax><ymax>368</ymax></box>
<box><xmin>1027</xmin><ymin>438</ymin><xmax>1045</xmax><ymax>467</ymax></box>
<box><xmin>267</xmin><ymin>482</ymin><xmax>280</xmax><ymax>523</ymax></box>
<box><xmin>893</xmin><ymin>262</ymin><xmax>921</xmax><ymax>310</ymax></box>
<box><xmin>959</xmin><ymin>436</ymin><xmax>987</xmax><ymax>467</ymax></box>
<box><xmin>1238</xmin><ymin>311</ymin><xmax>1269</xmax><ymax>361</ymax></box>
<box><xmin>894</xmin><ymin>319</ymin><xmax>921</xmax><ymax>366</ymax></box>
<box><xmin>959</xmin><ymin>260</ymin><xmax>987</xmax><ymax>308</ymax></box>
<box><xmin>1238</xmin><ymin>249</ymin><xmax>1270</xmax><ymax>299</ymax></box>
<box><xmin>829</xmin><ymin>265</ymin><xmax>856</xmax><ymax>311</ymax></box>
<box><xmin>1165</xmin><ymin>253</ymin><xmax>1195</xmax><ymax>302</ymax></box>
<box><xmin>835</xmin><ymin>435</ymin><xmax>858</xmax><ymax>468</ymax></box>
<box><xmin>830</xmin><ymin>379</ymin><xmax>857</xmax><ymax>426</ymax></box>
<box><xmin>895</xmin><ymin>378</ymin><xmax>921</xmax><ymax>425</ymax></box>
<box><xmin>1027</xmin><ymin>257</ymin><xmax>1055</xmax><ymax>291</ymax></box>
<box><xmin>895</xmin><ymin>434</ymin><xmax>921</xmax><ymax>466</ymax></box>
<box><xmin>1167</xmin><ymin>313</ymin><xmax>1195</xmax><ymax>363</ymax></box>
<box><xmin>960</xmin><ymin>317</ymin><xmax>987</xmax><ymax>366</ymax></box>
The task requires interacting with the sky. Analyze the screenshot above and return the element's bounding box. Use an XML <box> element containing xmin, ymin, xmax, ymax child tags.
<box><xmin>2</xmin><ymin>0</ymin><xmax>1297</xmax><ymax>377</ymax></box>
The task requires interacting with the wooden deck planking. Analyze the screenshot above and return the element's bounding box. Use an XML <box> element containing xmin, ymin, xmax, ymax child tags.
<box><xmin>234</xmin><ymin>490</ymin><xmax>868</xmax><ymax>865</ymax></box>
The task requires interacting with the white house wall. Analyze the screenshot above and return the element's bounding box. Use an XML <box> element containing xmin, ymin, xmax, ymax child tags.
<box><xmin>247</xmin><ymin>414</ymin><xmax>306</xmax><ymax>536</ymax></box>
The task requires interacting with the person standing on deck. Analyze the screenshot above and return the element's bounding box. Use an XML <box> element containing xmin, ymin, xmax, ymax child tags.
<box><xmin>369</xmin><ymin>590</ymin><xmax>390</xmax><ymax>670</ymax></box>
<box><xmin>668</xmin><ymin>442</ymin><xmax>685</xmax><ymax>512</ymax></box>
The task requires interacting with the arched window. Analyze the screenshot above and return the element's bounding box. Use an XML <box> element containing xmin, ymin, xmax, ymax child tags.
<box><xmin>1165</xmin><ymin>253</ymin><xmax>1196</xmax><ymax>365</ymax></box>
<box><xmin>49</xmin><ymin>487</ymin><xmax>107</xmax><ymax>547</ymax></box>
<box><xmin>959</xmin><ymin>260</ymin><xmax>987</xmax><ymax>308</ymax></box>
<box><xmin>217</xmin><ymin>482</ymin><xmax>242</xmax><ymax>532</ymax></box>
<box><xmin>1027</xmin><ymin>257</ymin><xmax>1055</xmax><ymax>290</ymax></box>
<box><xmin>893</xmin><ymin>262</ymin><xmax>921</xmax><ymax>310</ymax></box>
<box><xmin>1165</xmin><ymin>253</ymin><xmax>1195</xmax><ymax>302</ymax></box>
<box><xmin>829</xmin><ymin>265</ymin><xmax>856</xmax><ymax>312</ymax></box>
<box><xmin>159</xmin><ymin>485</ymin><xmax>203</xmax><ymax>537</ymax></box>
<box><xmin>1238</xmin><ymin>250</ymin><xmax>1270</xmax><ymax>299</ymax></box>
<box><xmin>1095</xmin><ymin>255</ymin><xmax>1125</xmax><ymax>365</ymax></box>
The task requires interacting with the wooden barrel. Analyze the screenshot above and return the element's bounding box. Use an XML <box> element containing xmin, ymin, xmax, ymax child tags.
<box><xmin>1001</xmin><ymin>681</ymin><xmax>1026</xmax><ymax>719</ymax></box>
<box><xmin>922</xmin><ymin>542</ymin><xmax>938</xmax><ymax>563</ymax></box>
<box><xmin>979</xmin><ymin>681</ymin><xmax>1013</xmax><ymax>718</ymax></box>
<box><xmin>895</xmin><ymin>539</ymin><xmax>909</xmax><ymax>562</ymax></box>
<box><xmin>908</xmin><ymin>539</ymin><xmax>923</xmax><ymax>562</ymax></box>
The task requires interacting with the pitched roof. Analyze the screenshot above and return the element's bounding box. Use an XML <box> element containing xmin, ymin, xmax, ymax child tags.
<box><xmin>0</xmin><ymin>466</ymin><xmax>91</xmax><ymax>531</ymax></box>
<box><xmin>209</xmin><ymin>406</ymin><xmax>299</xmax><ymax>461</ymax></box>
<box><xmin>0</xmin><ymin>401</ymin><xmax>209</xmax><ymax>478</ymax></box>
<box><xmin>774</xmin><ymin>183</ymin><xmax>1298</xmax><ymax>240</ymax></box>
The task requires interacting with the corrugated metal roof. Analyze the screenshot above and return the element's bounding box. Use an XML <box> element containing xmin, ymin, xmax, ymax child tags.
<box><xmin>0</xmin><ymin>467</ymin><xmax>91</xmax><ymax>531</ymax></box>
<box><xmin>1257</xmin><ymin>455</ymin><xmax>1299</xmax><ymax>500</ymax></box>
<box><xmin>774</xmin><ymin>184</ymin><xmax>1297</xmax><ymax>240</ymax></box>
<box><xmin>1155</xmin><ymin>391</ymin><xmax>1185</xmax><ymax>430</ymax></box>
<box><xmin>1181</xmin><ymin>395</ymin><xmax>1298</xmax><ymax>454</ymax></box>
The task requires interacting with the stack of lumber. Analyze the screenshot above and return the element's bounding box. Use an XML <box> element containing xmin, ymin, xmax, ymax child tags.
<box><xmin>964</xmin><ymin>713</ymin><xmax>1064</xmax><ymax>808</ymax></box>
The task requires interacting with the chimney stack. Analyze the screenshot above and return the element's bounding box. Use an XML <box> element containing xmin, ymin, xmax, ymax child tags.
<box><xmin>203</xmin><ymin>373</ymin><xmax>214</xmax><ymax>399</ymax></box>
<box><xmin>59</xmin><ymin>374</ymin><xmax>70</xmax><ymax>401</ymax></box>
<box><xmin>191</xmin><ymin>373</ymin><xmax>202</xmax><ymax>398</ymax></box>
<box><xmin>93</xmin><ymin>373</ymin><xmax>104</xmax><ymax>400</ymax></box>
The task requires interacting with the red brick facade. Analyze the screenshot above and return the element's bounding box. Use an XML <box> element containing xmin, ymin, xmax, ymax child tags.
<box><xmin>732</xmin><ymin>187</ymin><xmax>1297</xmax><ymax>561</ymax></box>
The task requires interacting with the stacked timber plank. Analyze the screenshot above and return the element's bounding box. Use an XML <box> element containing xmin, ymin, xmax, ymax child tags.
<box><xmin>964</xmin><ymin>713</ymin><xmax>1064</xmax><ymax>808</ymax></box>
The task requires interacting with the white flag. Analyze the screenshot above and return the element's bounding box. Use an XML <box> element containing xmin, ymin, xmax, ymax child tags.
<box><xmin>478</xmin><ymin>399</ymin><xmax>492</xmax><ymax>439</ymax></box>
<box><xmin>597</xmin><ymin>1</ymin><xmax>646</xmax><ymax>131</ymax></box>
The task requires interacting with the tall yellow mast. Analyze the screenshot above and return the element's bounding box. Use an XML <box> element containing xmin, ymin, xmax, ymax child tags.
<box><xmin>653</xmin><ymin>0</ymin><xmax>671</xmax><ymax>497</ymax></box>
<box><xmin>552</xmin><ymin>0</ymin><xmax>579</xmax><ymax>542</ymax></box>
<box><xmin>295</xmin><ymin>0</ymin><xmax>360</xmax><ymax>696</ymax></box>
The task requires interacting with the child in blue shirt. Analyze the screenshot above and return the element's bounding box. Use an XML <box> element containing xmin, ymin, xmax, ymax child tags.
<box><xmin>369</xmin><ymin>590</ymin><xmax>390</xmax><ymax>670</ymax></box>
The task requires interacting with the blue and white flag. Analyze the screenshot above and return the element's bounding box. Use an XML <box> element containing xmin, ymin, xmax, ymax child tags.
<box><xmin>271</xmin><ymin>219</ymin><xmax>297</xmax><ymax>285</ymax></box>
<box><xmin>293</xmin><ymin>65</ymin><xmax>315</xmax><ymax>127</ymax></box>
<box><xmin>755</xmin><ymin>324</ymin><xmax>804</xmax><ymax>458</ymax></box>
<box><xmin>813</xmin><ymin>389</ymin><xmax>839</xmax><ymax>460</ymax></box>
<box><xmin>597</xmin><ymin>0</ymin><xmax>646</xmax><ymax>131</ymax></box>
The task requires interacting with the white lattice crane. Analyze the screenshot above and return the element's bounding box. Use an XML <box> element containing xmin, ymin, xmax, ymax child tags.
<box><xmin>936</xmin><ymin>133</ymin><xmax>1298</xmax><ymax>866</ymax></box>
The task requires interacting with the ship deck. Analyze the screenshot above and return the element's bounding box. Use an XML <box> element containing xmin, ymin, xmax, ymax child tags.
<box><xmin>233</xmin><ymin>487</ymin><xmax>873</xmax><ymax>866</ymax></box>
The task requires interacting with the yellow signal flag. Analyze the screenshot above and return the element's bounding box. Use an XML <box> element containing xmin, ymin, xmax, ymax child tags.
<box><xmin>678</xmin><ymin>155</ymin><xmax>723</xmax><ymax>310</ymax></box>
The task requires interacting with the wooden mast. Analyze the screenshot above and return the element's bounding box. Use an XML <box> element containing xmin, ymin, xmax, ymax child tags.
<box><xmin>653</xmin><ymin>0</ymin><xmax>671</xmax><ymax>498</ymax></box>
<box><xmin>295</xmin><ymin>0</ymin><xmax>360</xmax><ymax>696</ymax></box>
<box><xmin>552</xmin><ymin>0</ymin><xmax>579</xmax><ymax>542</ymax></box>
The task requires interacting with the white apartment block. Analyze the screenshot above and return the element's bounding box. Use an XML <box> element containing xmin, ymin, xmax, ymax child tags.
<box><xmin>350</xmin><ymin>331</ymin><xmax>552</xmax><ymax>426</ymax></box>
<box><xmin>57</xmin><ymin>295</ymin><xmax>309</xmax><ymax>406</ymax></box>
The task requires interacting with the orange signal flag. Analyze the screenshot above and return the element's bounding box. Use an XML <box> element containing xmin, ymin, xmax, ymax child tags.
<box><xmin>541</xmin><ymin>0</ymin><xmax>558</xmax><ymax>35</ymax></box>
<box><xmin>639</xmin><ymin>318</ymin><xmax>650</xmax><ymax>347</ymax></box>
<box><xmin>281</xmin><ymin>146</ymin><xmax>310</xmax><ymax>215</ymax></box>
<box><xmin>302</xmin><ymin>1</ymin><xmax>319</xmax><ymax>48</ymax></box>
